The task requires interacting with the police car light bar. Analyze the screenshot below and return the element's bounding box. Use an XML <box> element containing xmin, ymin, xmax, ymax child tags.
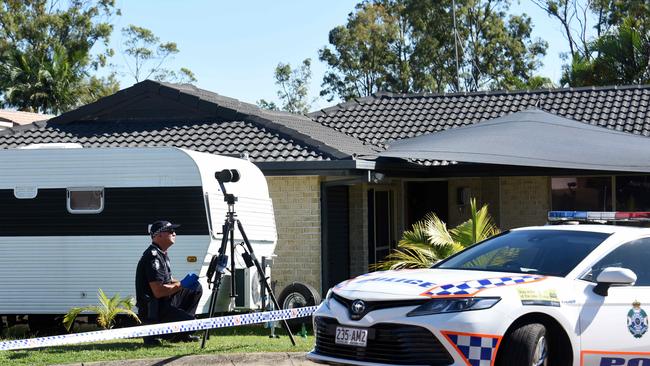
<box><xmin>548</xmin><ymin>211</ymin><xmax>650</xmax><ymax>222</ymax></box>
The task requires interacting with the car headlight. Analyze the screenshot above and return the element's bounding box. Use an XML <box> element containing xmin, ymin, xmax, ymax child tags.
<box><xmin>406</xmin><ymin>297</ymin><xmax>501</xmax><ymax>317</ymax></box>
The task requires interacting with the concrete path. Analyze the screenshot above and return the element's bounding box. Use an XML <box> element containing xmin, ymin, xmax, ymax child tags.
<box><xmin>58</xmin><ymin>352</ymin><xmax>320</xmax><ymax>366</ymax></box>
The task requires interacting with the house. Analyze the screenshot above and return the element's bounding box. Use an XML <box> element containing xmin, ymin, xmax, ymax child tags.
<box><xmin>1</xmin><ymin>80</ymin><xmax>649</xmax><ymax>295</ymax></box>
<box><xmin>0</xmin><ymin>109</ymin><xmax>53</xmax><ymax>130</ymax></box>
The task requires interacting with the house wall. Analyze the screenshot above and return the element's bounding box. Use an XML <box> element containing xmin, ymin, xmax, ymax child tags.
<box><xmin>447</xmin><ymin>177</ymin><xmax>501</xmax><ymax>227</ymax></box>
<box><xmin>265</xmin><ymin>174</ymin><xmax>550</xmax><ymax>297</ymax></box>
<box><xmin>266</xmin><ymin>176</ymin><xmax>321</xmax><ymax>294</ymax></box>
<box><xmin>499</xmin><ymin>176</ymin><xmax>550</xmax><ymax>229</ymax></box>
<box><xmin>348</xmin><ymin>180</ymin><xmax>403</xmax><ymax>276</ymax></box>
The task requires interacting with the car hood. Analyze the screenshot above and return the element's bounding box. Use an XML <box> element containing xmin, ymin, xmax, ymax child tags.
<box><xmin>333</xmin><ymin>268</ymin><xmax>550</xmax><ymax>301</ymax></box>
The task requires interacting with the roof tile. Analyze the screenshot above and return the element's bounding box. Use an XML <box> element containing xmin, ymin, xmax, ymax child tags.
<box><xmin>311</xmin><ymin>85</ymin><xmax>650</xmax><ymax>146</ymax></box>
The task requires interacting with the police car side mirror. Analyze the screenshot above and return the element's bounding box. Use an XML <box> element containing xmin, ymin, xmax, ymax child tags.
<box><xmin>593</xmin><ymin>267</ymin><xmax>637</xmax><ymax>296</ymax></box>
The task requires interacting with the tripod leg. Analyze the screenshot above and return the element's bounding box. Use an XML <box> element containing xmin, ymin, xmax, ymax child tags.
<box><xmin>201</xmin><ymin>219</ymin><xmax>233</xmax><ymax>349</ymax></box>
<box><xmin>229</xmin><ymin>225</ymin><xmax>236</xmax><ymax>305</ymax></box>
<box><xmin>236</xmin><ymin>220</ymin><xmax>297</xmax><ymax>346</ymax></box>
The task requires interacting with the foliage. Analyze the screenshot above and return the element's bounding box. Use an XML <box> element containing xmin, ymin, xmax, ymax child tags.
<box><xmin>0</xmin><ymin>0</ymin><xmax>119</xmax><ymax>113</ymax></box>
<box><xmin>373</xmin><ymin>198</ymin><xmax>499</xmax><ymax>270</ymax></box>
<box><xmin>78</xmin><ymin>73</ymin><xmax>121</xmax><ymax>105</ymax></box>
<box><xmin>532</xmin><ymin>0</ymin><xmax>650</xmax><ymax>87</ymax></box>
<box><xmin>319</xmin><ymin>1</ymin><xmax>406</xmax><ymax>101</ymax></box>
<box><xmin>258</xmin><ymin>58</ymin><xmax>313</xmax><ymax>114</ymax></box>
<box><xmin>318</xmin><ymin>0</ymin><xmax>548</xmax><ymax>101</ymax></box>
<box><xmin>121</xmin><ymin>24</ymin><xmax>196</xmax><ymax>84</ymax></box>
<box><xmin>562</xmin><ymin>17</ymin><xmax>650</xmax><ymax>86</ymax></box>
<box><xmin>62</xmin><ymin>289</ymin><xmax>140</xmax><ymax>331</ymax></box>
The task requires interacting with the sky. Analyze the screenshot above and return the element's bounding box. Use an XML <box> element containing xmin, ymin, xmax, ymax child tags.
<box><xmin>106</xmin><ymin>0</ymin><xmax>578</xmax><ymax>111</ymax></box>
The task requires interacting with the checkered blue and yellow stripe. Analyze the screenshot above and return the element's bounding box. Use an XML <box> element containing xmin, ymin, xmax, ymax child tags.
<box><xmin>420</xmin><ymin>275</ymin><xmax>546</xmax><ymax>298</ymax></box>
<box><xmin>442</xmin><ymin>331</ymin><xmax>502</xmax><ymax>366</ymax></box>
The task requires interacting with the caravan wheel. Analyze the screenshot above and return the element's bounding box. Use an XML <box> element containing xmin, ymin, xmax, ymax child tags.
<box><xmin>277</xmin><ymin>282</ymin><xmax>321</xmax><ymax>332</ymax></box>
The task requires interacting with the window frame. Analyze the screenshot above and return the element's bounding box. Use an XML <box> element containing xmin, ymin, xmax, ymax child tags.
<box><xmin>66</xmin><ymin>187</ymin><xmax>105</xmax><ymax>214</ymax></box>
<box><xmin>579</xmin><ymin>236</ymin><xmax>650</xmax><ymax>286</ymax></box>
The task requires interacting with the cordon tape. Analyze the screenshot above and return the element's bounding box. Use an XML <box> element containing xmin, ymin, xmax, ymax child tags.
<box><xmin>0</xmin><ymin>306</ymin><xmax>318</xmax><ymax>351</ymax></box>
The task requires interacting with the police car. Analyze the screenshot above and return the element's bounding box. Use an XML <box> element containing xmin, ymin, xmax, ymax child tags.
<box><xmin>307</xmin><ymin>212</ymin><xmax>650</xmax><ymax>366</ymax></box>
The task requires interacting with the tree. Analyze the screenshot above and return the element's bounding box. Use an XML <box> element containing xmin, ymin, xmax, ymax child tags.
<box><xmin>121</xmin><ymin>24</ymin><xmax>196</xmax><ymax>84</ymax></box>
<box><xmin>0</xmin><ymin>0</ymin><xmax>119</xmax><ymax>113</ymax></box>
<box><xmin>63</xmin><ymin>289</ymin><xmax>140</xmax><ymax>331</ymax></box>
<box><xmin>319</xmin><ymin>0</ymin><xmax>548</xmax><ymax>101</ymax></box>
<box><xmin>319</xmin><ymin>1</ymin><xmax>406</xmax><ymax>101</ymax></box>
<box><xmin>532</xmin><ymin>0</ymin><xmax>650</xmax><ymax>87</ymax></box>
<box><xmin>258</xmin><ymin>58</ymin><xmax>313</xmax><ymax>114</ymax></box>
<box><xmin>562</xmin><ymin>17</ymin><xmax>650</xmax><ymax>86</ymax></box>
<box><xmin>372</xmin><ymin>198</ymin><xmax>500</xmax><ymax>270</ymax></box>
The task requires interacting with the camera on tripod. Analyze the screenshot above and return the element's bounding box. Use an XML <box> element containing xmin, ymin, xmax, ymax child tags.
<box><xmin>201</xmin><ymin>168</ymin><xmax>297</xmax><ymax>347</ymax></box>
<box><xmin>206</xmin><ymin>169</ymin><xmax>241</xmax><ymax>286</ymax></box>
<box><xmin>215</xmin><ymin>169</ymin><xmax>239</xmax><ymax>205</ymax></box>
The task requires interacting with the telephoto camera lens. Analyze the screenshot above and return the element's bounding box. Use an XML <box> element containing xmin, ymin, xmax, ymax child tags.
<box><xmin>215</xmin><ymin>169</ymin><xmax>240</xmax><ymax>182</ymax></box>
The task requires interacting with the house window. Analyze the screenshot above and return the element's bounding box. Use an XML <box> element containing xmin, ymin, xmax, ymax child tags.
<box><xmin>616</xmin><ymin>176</ymin><xmax>650</xmax><ymax>211</ymax></box>
<box><xmin>551</xmin><ymin>177</ymin><xmax>612</xmax><ymax>211</ymax></box>
<box><xmin>67</xmin><ymin>188</ymin><xmax>104</xmax><ymax>214</ymax></box>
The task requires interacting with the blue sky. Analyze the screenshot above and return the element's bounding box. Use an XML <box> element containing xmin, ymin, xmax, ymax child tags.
<box><xmin>107</xmin><ymin>0</ymin><xmax>577</xmax><ymax>111</ymax></box>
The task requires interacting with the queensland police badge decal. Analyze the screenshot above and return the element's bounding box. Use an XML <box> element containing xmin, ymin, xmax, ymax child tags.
<box><xmin>627</xmin><ymin>300</ymin><xmax>648</xmax><ymax>338</ymax></box>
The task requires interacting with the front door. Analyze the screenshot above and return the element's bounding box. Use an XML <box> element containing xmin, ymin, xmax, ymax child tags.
<box><xmin>579</xmin><ymin>238</ymin><xmax>650</xmax><ymax>365</ymax></box>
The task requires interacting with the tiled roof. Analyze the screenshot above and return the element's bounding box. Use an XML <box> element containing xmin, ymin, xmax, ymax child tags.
<box><xmin>0</xmin><ymin>109</ymin><xmax>53</xmax><ymax>125</ymax></box>
<box><xmin>310</xmin><ymin>85</ymin><xmax>650</xmax><ymax>148</ymax></box>
<box><xmin>0</xmin><ymin>81</ymin><xmax>378</xmax><ymax>162</ymax></box>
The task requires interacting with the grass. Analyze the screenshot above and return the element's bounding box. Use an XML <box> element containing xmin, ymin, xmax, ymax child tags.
<box><xmin>0</xmin><ymin>324</ymin><xmax>314</xmax><ymax>366</ymax></box>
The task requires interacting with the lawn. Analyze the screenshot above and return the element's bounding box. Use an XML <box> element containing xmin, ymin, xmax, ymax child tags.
<box><xmin>0</xmin><ymin>325</ymin><xmax>314</xmax><ymax>366</ymax></box>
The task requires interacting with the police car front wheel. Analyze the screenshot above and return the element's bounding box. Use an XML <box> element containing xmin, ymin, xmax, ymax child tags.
<box><xmin>497</xmin><ymin>323</ymin><xmax>548</xmax><ymax>366</ymax></box>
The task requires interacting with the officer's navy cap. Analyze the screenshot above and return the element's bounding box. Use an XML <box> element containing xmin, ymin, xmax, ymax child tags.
<box><xmin>149</xmin><ymin>220</ymin><xmax>180</xmax><ymax>236</ymax></box>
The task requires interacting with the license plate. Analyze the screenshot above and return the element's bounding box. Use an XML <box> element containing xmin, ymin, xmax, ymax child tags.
<box><xmin>335</xmin><ymin>326</ymin><xmax>368</xmax><ymax>347</ymax></box>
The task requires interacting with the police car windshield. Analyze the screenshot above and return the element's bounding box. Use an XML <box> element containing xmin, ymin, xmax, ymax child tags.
<box><xmin>435</xmin><ymin>230</ymin><xmax>611</xmax><ymax>276</ymax></box>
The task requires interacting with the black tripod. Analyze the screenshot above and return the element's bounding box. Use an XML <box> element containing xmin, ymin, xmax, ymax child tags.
<box><xmin>201</xmin><ymin>169</ymin><xmax>296</xmax><ymax>348</ymax></box>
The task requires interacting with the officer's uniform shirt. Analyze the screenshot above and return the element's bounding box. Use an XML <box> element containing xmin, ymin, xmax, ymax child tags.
<box><xmin>135</xmin><ymin>243</ymin><xmax>173</xmax><ymax>309</ymax></box>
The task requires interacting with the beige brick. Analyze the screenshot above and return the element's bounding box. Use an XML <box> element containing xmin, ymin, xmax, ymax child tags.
<box><xmin>499</xmin><ymin>176</ymin><xmax>550</xmax><ymax>229</ymax></box>
<box><xmin>267</xmin><ymin>176</ymin><xmax>322</xmax><ymax>295</ymax></box>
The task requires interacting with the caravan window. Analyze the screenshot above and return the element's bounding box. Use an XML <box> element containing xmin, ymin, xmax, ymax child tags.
<box><xmin>67</xmin><ymin>188</ymin><xmax>104</xmax><ymax>214</ymax></box>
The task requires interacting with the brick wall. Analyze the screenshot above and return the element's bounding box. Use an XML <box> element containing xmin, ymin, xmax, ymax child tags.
<box><xmin>266</xmin><ymin>176</ymin><xmax>321</xmax><ymax>295</ymax></box>
<box><xmin>447</xmin><ymin>178</ymin><xmax>486</xmax><ymax>226</ymax></box>
<box><xmin>499</xmin><ymin>176</ymin><xmax>550</xmax><ymax>229</ymax></box>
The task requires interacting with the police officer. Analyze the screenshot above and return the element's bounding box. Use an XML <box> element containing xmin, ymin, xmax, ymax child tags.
<box><xmin>135</xmin><ymin>220</ymin><xmax>203</xmax><ymax>345</ymax></box>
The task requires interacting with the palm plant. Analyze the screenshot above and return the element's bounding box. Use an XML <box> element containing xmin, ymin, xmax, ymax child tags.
<box><xmin>63</xmin><ymin>289</ymin><xmax>141</xmax><ymax>332</ymax></box>
<box><xmin>373</xmin><ymin>198</ymin><xmax>499</xmax><ymax>270</ymax></box>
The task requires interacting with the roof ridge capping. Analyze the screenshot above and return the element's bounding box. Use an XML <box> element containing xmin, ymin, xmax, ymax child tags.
<box><xmin>154</xmin><ymin>81</ymin><xmax>378</xmax><ymax>158</ymax></box>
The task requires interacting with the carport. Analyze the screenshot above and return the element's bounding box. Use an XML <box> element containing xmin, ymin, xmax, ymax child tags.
<box><xmin>379</xmin><ymin>109</ymin><xmax>650</xmax><ymax>173</ymax></box>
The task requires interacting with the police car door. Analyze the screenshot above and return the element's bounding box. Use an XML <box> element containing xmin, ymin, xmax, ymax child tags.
<box><xmin>579</xmin><ymin>237</ymin><xmax>650</xmax><ymax>365</ymax></box>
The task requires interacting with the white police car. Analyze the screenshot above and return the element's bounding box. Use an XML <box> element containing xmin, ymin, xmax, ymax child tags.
<box><xmin>307</xmin><ymin>212</ymin><xmax>650</xmax><ymax>366</ymax></box>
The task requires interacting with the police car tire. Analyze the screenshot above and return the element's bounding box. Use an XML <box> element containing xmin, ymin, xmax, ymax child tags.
<box><xmin>278</xmin><ymin>282</ymin><xmax>321</xmax><ymax>332</ymax></box>
<box><xmin>497</xmin><ymin>323</ymin><xmax>547</xmax><ymax>366</ymax></box>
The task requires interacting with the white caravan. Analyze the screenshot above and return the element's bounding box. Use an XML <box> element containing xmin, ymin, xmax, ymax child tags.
<box><xmin>0</xmin><ymin>146</ymin><xmax>277</xmax><ymax>329</ymax></box>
